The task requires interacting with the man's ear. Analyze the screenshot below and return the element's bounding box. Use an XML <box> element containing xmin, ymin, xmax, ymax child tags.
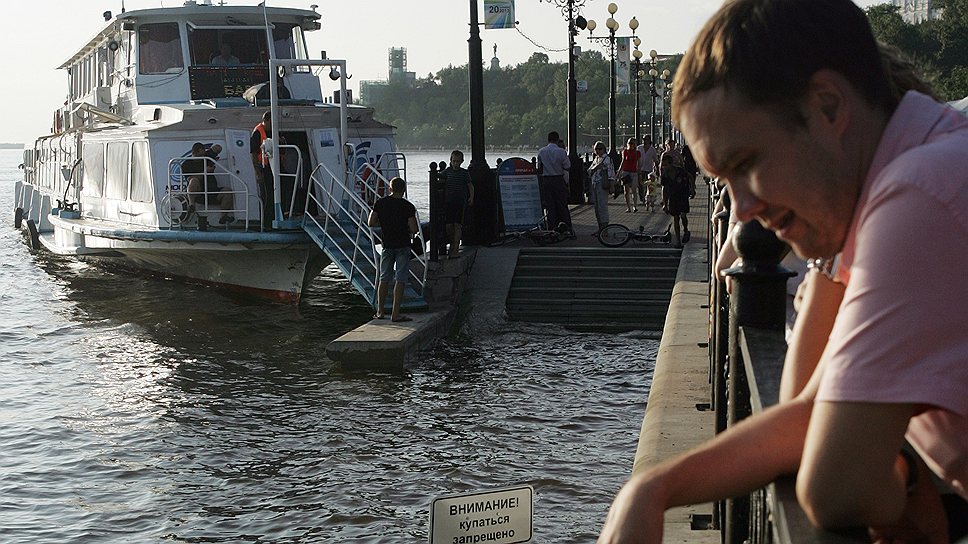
<box><xmin>805</xmin><ymin>70</ymin><xmax>850</xmax><ymax>134</ymax></box>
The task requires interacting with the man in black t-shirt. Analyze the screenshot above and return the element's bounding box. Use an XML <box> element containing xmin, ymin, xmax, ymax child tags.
<box><xmin>367</xmin><ymin>177</ymin><xmax>418</xmax><ymax>322</ymax></box>
<box><xmin>660</xmin><ymin>154</ymin><xmax>695</xmax><ymax>248</ymax></box>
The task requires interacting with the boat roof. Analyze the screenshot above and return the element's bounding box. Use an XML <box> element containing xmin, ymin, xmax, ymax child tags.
<box><xmin>58</xmin><ymin>3</ymin><xmax>321</xmax><ymax>70</ymax></box>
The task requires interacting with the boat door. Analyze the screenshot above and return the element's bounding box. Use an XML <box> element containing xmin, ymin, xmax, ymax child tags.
<box><xmin>223</xmin><ymin>129</ymin><xmax>261</xmax><ymax>221</ymax></box>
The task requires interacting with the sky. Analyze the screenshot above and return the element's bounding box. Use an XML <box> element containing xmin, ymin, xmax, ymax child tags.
<box><xmin>0</xmin><ymin>0</ymin><xmax>884</xmax><ymax>144</ymax></box>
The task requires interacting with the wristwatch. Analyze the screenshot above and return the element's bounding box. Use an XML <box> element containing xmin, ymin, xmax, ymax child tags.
<box><xmin>807</xmin><ymin>254</ymin><xmax>841</xmax><ymax>282</ymax></box>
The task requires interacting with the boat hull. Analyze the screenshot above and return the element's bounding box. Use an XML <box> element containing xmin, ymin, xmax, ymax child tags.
<box><xmin>35</xmin><ymin>214</ymin><xmax>331</xmax><ymax>303</ymax></box>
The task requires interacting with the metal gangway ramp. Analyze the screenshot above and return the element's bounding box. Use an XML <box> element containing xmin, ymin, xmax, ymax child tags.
<box><xmin>302</xmin><ymin>155</ymin><xmax>428</xmax><ymax>312</ymax></box>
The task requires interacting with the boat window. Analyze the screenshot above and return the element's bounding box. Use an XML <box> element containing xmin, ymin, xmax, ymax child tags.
<box><xmin>130</xmin><ymin>142</ymin><xmax>153</xmax><ymax>203</ymax></box>
<box><xmin>188</xmin><ymin>28</ymin><xmax>268</xmax><ymax>66</ymax></box>
<box><xmin>139</xmin><ymin>23</ymin><xmax>184</xmax><ymax>75</ymax></box>
<box><xmin>82</xmin><ymin>142</ymin><xmax>104</xmax><ymax>198</ymax></box>
<box><xmin>273</xmin><ymin>24</ymin><xmax>310</xmax><ymax>72</ymax></box>
<box><xmin>105</xmin><ymin>142</ymin><xmax>129</xmax><ymax>200</ymax></box>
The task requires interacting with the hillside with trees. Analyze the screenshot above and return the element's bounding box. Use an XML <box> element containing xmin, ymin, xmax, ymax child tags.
<box><xmin>366</xmin><ymin>1</ymin><xmax>967</xmax><ymax>149</ymax></box>
<box><xmin>865</xmin><ymin>0</ymin><xmax>968</xmax><ymax>100</ymax></box>
<box><xmin>366</xmin><ymin>50</ymin><xmax>680</xmax><ymax>149</ymax></box>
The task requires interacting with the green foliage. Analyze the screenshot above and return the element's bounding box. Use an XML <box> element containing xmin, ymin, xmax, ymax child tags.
<box><xmin>866</xmin><ymin>1</ymin><xmax>968</xmax><ymax>100</ymax></box>
<box><xmin>364</xmin><ymin>50</ymin><xmax>680</xmax><ymax>149</ymax></box>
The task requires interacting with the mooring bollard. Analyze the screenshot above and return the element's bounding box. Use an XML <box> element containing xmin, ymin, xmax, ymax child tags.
<box><xmin>721</xmin><ymin>219</ymin><xmax>795</xmax><ymax>544</ymax></box>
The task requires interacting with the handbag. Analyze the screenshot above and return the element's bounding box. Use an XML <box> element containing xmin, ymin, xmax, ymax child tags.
<box><xmin>602</xmin><ymin>174</ymin><xmax>614</xmax><ymax>192</ymax></box>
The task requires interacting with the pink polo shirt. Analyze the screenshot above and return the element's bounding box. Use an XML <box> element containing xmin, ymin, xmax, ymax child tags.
<box><xmin>817</xmin><ymin>92</ymin><xmax>968</xmax><ymax>499</ymax></box>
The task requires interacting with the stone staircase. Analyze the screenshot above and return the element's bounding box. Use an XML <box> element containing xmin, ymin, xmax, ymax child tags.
<box><xmin>505</xmin><ymin>247</ymin><xmax>680</xmax><ymax>331</ymax></box>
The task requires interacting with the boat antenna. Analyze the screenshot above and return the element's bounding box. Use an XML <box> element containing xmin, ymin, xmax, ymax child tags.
<box><xmin>120</xmin><ymin>0</ymin><xmax>125</xmax><ymax>13</ymax></box>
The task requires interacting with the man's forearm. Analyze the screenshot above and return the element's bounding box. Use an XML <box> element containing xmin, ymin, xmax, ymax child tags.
<box><xmin>599</xmin><ymin>400</ymin><xmax>811</xmax><ymax>543</ymax></box>
<box><xmin>652</xmin><ymin>399</ymin><xmax>809</xmax><ymax>505</ymax></box>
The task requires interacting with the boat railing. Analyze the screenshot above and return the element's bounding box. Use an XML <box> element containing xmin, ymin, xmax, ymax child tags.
<box><xmin>165</xmin><ymin>157</ymin><xmax>260</xmax><ymax>231</ymax></box>
<box><xmin>349</xmin><ymin>155</ymin><xmax>428</xmax><ymax>297</ymax></box>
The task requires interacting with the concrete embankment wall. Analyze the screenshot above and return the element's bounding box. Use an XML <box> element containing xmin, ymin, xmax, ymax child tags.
<box><xmin>633</xmin><ymin>241</ymin><xmax>720</xmax><ymax>542</ymax></box>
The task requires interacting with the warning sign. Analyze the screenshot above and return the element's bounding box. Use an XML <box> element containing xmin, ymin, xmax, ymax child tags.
<box><xmin>429</xmin><ymin>486</ymin><xmax>533</xmax><ymax>544</ymax></box>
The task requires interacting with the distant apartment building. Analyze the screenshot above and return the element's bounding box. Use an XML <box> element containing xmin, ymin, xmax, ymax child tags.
<box><xmin>892</xmin><ymin>0</ymin><xmax>943</xmax><ymax>23</ymax></box>
<box><xmin>361</xmin><ymin>47</ymin><xmax>416</xmax><ymax>105</ymax></box>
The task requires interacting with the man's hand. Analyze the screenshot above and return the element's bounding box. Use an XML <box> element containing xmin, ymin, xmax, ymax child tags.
<box><xmin>598</xmin><ymin>474</ymin><xmax>666</xmax><ymax>544</ymax></box>
<box><xmin>868</xmin><ymin>454</ymin><xmax>948</xmax><ymax>544</ymax></box>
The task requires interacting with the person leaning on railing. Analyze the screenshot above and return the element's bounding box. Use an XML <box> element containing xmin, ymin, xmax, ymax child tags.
<box><xmin>597</xmin><ymin>0</ymin><xmax>968</xmax><ymax>542</ymax></box>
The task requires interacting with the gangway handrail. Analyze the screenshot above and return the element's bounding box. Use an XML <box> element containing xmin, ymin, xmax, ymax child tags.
<box><xmin>305</xmin><ymin>161</ymin><xmax>381</xmax><ymax>302</ymax></box>
<box><xmin>166</xmin><ymin>156</ymin><xmax>260</xmax><ymax>231</ymax></box>
<box><xmin>348</xmin><ymin>159</ymin><xmax>428</xmax><ymax>294</ymax></box>
<box><xmin>305</xmin><ymin>159</ymin><xmax>427</xmax><ymax>308</ymax></box>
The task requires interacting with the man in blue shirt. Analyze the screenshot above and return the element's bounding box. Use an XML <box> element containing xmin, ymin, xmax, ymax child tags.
<box><xmin>536</xmin><ymin>131</ymin><xmax>574</xmax><ymax>236</ymax></box>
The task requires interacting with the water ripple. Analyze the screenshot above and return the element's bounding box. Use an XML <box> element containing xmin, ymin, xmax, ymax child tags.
<box><xmin>0</xmin><ymin>151</ymin><xmax>656</xmax><ymax>542</ymax></box>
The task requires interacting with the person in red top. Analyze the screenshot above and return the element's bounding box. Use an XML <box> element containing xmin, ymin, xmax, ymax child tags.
<box><xmin>618</xmin><ymin>138</ymin><xmax>641</xmax><ymax>213</ymax></box>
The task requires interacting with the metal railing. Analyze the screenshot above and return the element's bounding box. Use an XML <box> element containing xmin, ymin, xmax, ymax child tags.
<box><xmin>304</xmin><ymin>157</ymin><xmax>427</xmax><ymax>309</ymax></box>
<box><xmin>279</xmin><ymin>144</ymin><xmax>304</xmax><ymax>219</ymax></box>
<box><xmin>166</xmin><ymin>156</ymin><xmax>259</xmax><ymax>230</ymax></box>
<box><xmin>707</xmin><ymin>189</ymin><xmax>869</xmax><ymax>544</ymax></box>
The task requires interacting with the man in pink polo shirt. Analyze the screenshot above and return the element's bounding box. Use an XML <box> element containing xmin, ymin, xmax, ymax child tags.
<box><xmin>597</xmin><ymin>0</ymin><xmax>968</xmax><ymax>542</ymax></box>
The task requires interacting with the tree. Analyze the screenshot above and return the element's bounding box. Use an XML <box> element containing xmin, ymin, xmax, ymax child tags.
<box><xmin>364</xmin><ymin>49</ymin><xmax>682</xmax><ymax>148</ymax></box>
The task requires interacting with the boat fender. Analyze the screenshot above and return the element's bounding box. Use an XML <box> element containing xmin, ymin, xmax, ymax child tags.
<box><xmin>14</xmin><ymin>207</ymin><xmax>23</xmax><ymax>229</ymax></box>
<box><xmin>25</xmin><ymin>219</ymin><xmax>40</xmax><ymax>250</ymax></box>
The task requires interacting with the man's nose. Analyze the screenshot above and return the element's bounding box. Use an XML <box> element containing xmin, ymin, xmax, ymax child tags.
<box><xmin>728</xmin><ymin>185</ymin><xmax>766</xmax><ymax>223</ymax></box>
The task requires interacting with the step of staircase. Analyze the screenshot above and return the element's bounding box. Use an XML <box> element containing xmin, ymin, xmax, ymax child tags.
<box><xmin>506</xmin><ymin>247</ymin><xmax>679</xmax><ymax>331</ymax></box>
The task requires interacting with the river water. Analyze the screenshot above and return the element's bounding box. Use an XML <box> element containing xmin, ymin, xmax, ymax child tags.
<box><xmin>0</xmin><ymin>149</ymin><xmax>656</xmax><ymax>542</ymax></box>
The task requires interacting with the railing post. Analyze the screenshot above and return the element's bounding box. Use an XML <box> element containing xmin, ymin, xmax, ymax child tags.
<box><xmin>722</xmin><ymin>219</ymin><xmax>794</xmax><ymax>544</ymax></box>
<box><xmin>713</xmin><ymin>206</ymin><xmax>731</xmax><ymax>435</ymax></box>
<box><xmin>429</xmin><ymin>161</ymin><xmax>446</xmax><ymax>262</ymax></box>
<box><xmin>711</xmin><ymin>198</ymin><xmax>731</xmax><ymax>532</ymax></box>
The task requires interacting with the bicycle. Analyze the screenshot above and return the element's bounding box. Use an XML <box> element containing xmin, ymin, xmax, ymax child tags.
<box><xmin>490</xmin><ymin>222</ymin><xmax>572</xmax><ymax>246</ymax></box>
<box><xmin>597</xmin><ymin>223</ymin><xmax>673</xmax><ymax>247</ymax></box>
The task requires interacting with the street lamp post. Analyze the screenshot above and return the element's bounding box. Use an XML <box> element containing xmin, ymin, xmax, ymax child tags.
<box><xmin>631</xmin><ymin>29</ymin><xmax>642</xmax><ymax>143</ymax></box>
<box><xmin>542</xmin><ymin>0</ymin><xmax>589</xmax><ymax>204</ymax></box>
<box><xmin>587</xmin><ymin>2</ymin><xmax>633</xmax><ymax>165</ymax></box>
<box><xmin>466</xmin><ymin>0</ymin><xmax>496</xmax><ymax>245</ymax></box>
<box><xmin>663</xmin><ymin>81</ymin><xmax>673</xmax><ymax>144</ymax></box>
<box><xmin>647</xmin><ymin>50</ymin><xmax>670</xmax><ymax>145</ymax></box>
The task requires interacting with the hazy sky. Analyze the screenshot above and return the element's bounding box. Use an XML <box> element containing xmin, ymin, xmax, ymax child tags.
<box><xmin>0</xmin><ymin>0</ymin><xmax>882</xmax><ymax>144</ymax></box>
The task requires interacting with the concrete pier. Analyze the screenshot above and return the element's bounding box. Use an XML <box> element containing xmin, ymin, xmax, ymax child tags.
<box><xmin>327</xmin><ymin>188</ymin><xmax>720</xmax><ymax>539</ymax></box>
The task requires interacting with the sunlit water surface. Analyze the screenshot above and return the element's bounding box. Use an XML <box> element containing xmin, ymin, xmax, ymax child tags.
<box><xmin>0</xmin><ymin>149</ymin><xmax>655</xmax><ymax>542</ymax></box>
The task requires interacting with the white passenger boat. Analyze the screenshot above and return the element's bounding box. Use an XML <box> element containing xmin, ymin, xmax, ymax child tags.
<box><xmin>13</xmin><ymin>1</ymin><xmax>425</xmax><ymax>305</ymax></box>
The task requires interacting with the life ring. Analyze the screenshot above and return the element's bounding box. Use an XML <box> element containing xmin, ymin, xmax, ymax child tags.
<box><xmin>25</xmin><ymin>219</ymin><xmax>40</xmax><ymax>250</ymax></box>
<box><xmin>14</xmin><ymin>207</ymin><xmax>23</xmax><ymax>229</ymax></box>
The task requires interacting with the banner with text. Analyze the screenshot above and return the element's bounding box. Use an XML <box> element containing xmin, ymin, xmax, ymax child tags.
<box><xmin>497</xmin><ymin>158</ymin><xmax>543</xmax><ymax>231</ymax></box>
<box><xmin>484</xmin><ymin>0</ymin><xmax>515</xmax><ymax>29</ymax></box>
<box><xmin>616</xmin><ymin>37</ymin><xmax>630</xmax><ymax>95</ymax></box>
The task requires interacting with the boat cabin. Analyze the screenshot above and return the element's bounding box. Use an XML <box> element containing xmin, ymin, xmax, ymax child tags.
<box><xmin>58</xmin><ymin>1</ymin><xmax>323</xmax><ymax>124</ymax></box>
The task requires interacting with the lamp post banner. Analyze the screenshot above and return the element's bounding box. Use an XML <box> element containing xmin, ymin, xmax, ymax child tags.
<box><xmin>484</xmin><ymin>0</ymin><xmax>515</xmax><ymax>29</ymax></box>
<box><xmin>616</xmin><ymin>37</ymin><xmax>630</xmax><ymax>95</ymax></box>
